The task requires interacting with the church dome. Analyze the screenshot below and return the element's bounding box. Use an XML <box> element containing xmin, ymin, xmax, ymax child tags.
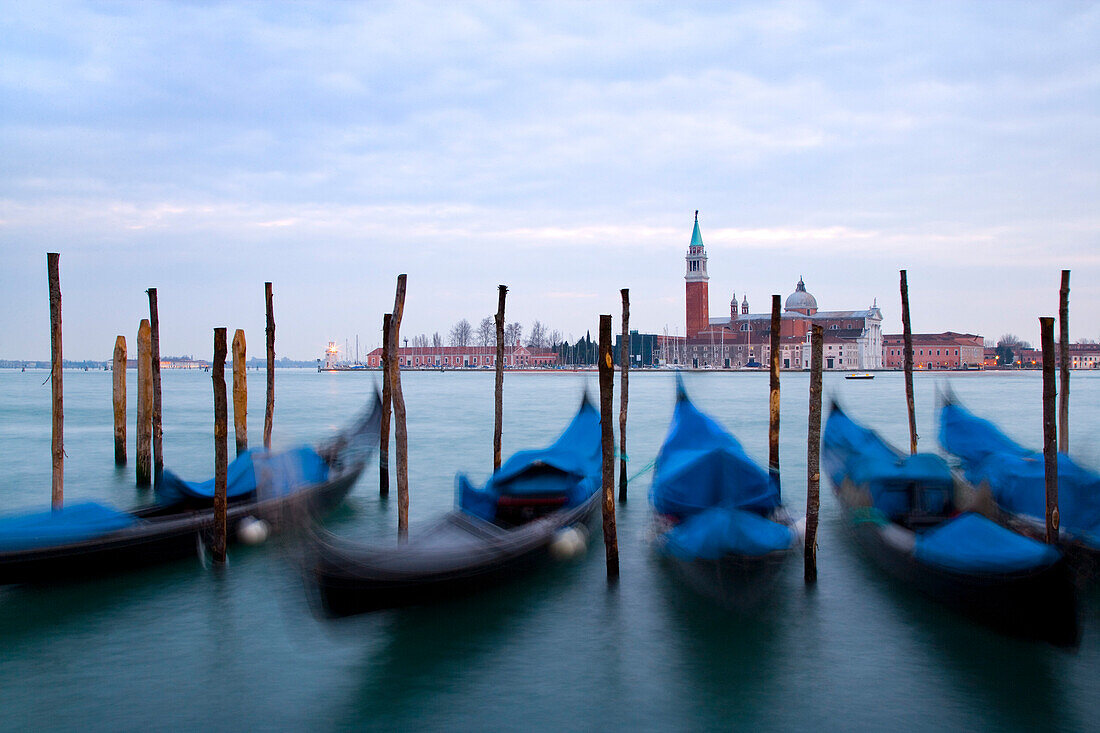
<box><xmin>784</xmin><ymin>278</ymin><xmax>818</xmax><ymax>313</ymax></box>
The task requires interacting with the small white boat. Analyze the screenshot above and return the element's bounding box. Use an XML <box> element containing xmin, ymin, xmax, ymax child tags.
<box><xmin>845</xmin><ymin>373</ymin><xmax>874</xmax><ymax>380</ymax></box>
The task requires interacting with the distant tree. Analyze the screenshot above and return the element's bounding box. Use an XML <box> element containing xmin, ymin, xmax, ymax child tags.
<box><xmin>411</xmin><ymin>334</ymin><xmax>429</xmax><ymax>348</ymax></box>
<box><xmin>527</xmin><ymin>320</ymin><xmax>547</xmax><ymax>349</ymax></box>
<box><xmin>1077</xmin><ymin>337</ymin><xmax>1097</xmax><ymax>344</ymax></box>
<box><xmin>505</xmin><ymin>322</ymin><xmax>522</xmax><ymax>348</ymax></box>
<box><xmin>547</xmin><ymin>329</ymin><xmax>563</xmax><ymax>349</ymax></box>
<box><xmin>450</xmin><ymin>319</ymin><xmax>473</xmax><ymax>347</ymax></box>
<box><xmin>432</xmin><ymin>332</ymin><xmax>443</xmax><ymax>348</ymax></box>
<box><xmin>477</xmin><ymin>316</ymin><xmax>495</xmax><ymax>346</ymax></box>
<box><xmin>995</xmin><ymin>334</ymin><xmax>1020</xmax><ymax>367</ymax></box>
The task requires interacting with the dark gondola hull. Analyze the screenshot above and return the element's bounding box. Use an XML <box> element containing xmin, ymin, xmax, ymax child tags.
<box><xmin>0</xmin><ymin>397</ymin><xmax>379</xmax><ymax>585</ymax></box>
<box><xmin>839</xmin><ymin>505</ymin><xmax>1079</xmax><ymax>648</ymax></box>
<box><xmin>0</xmin><ymin>466</ymin><xmax>363</xmax><ymax>585</ymax></box>
<box><xmin>658</xmin><ymin>544</ymin><xmax>792</xmax><ymax>611</ymax></box>
<box><xmin>313</xmin><ymin>491</ymin><xmax>599</xmax><ymax>617</ymax></box>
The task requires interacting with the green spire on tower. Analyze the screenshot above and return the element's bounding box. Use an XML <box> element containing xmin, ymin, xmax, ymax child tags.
<box><xmin>690</xmin><ymin>210</ymin><xmax>704</xmax><ymax>248</ymax></box>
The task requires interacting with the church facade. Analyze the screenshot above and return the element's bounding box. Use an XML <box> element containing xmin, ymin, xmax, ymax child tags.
<box><xmin>675</xmin><ymin>212</ymin><xmax>884</xmax><ymax>370</ymax></box>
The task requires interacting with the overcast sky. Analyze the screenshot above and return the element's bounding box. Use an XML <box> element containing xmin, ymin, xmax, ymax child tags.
<box><xmin>2</xmin><ymin>1</ymin><xmax>1098</xmax><ymax>360</ymax></box>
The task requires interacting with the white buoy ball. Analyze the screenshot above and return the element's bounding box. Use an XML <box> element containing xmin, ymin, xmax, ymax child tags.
<box><xmin>569</xmin><ymin>527</ymin><xmax>588</xmax><ymax>557</ymax></box>
<box><xmin>550</xmin><ymin>528</ymin><xmax>578</xmax><ymax>560</ymax></box>
<box><xmin>237</xmin><ymin>516</ymin><xmax>270</xmax><ymax>545</ymax></box>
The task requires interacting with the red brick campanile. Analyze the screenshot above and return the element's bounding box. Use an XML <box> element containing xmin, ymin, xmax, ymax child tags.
<box><xmin>685</xmin><ymin>210</ymin><xmax>709</xmax><ymax>338</ymax></box>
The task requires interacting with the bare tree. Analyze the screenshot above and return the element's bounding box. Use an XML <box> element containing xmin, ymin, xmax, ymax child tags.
<box><xmin>432</xmin><ymin>332</ymin><xmax>443</xmax><ymax>348</ymax></box>
<box><xmin>478</xmin><ymin>316</ymin><xmax>495</xmax><ymax>346</ymax></box>
<box><xmin>411</xmin><ymin>334</ymin><xmax>429</xmax><ymax>348</ymax></box>
<box><xmin>547</xmin><ymin>329</ymin><xmax>563</xmax><ymax>349</ymax></box>
<box><xmin>450</xmin><ymin>319</ymin><xmax>473</xmax><ymax>347</ymax></box>
<box><xmin>504</xmin><ymin>322</ymin><xmax>522</xmax><ymax>348</ymax></box>
<box><xmin>527</xmin><ymin>320</ymin><xmax>547</xmax><ymax>349</ymax></box>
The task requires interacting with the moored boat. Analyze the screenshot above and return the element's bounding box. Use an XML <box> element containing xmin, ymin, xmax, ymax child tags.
<box><xmin>824</xmin><ymin>404</ymin><xmax>1078</xmax><ymax>647</ymax></box>
<box><xmin>845</xmin><ymin>372</ymin><xmax>874</xmax><ymax>380</ymax></box>
<box><xmin>309</xmin><ymin>396</ymin><xmax>602</xmax><ymax>616</ymax></box>
<box><xmin>650</xmin><ymin>381</ymin><xmax>799</xmax><ymax>610</ymax></box>
<box><xmin>0</xmin><ymin>395</ymin><xmax>381</xmax><ymax>584</ymax></box>
<box><xmin>939</xmin><ymin>399</ymin><xmax>1100</xmax><ymax>569</ymax></box>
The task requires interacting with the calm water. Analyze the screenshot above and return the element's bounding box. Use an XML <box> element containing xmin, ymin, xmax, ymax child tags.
<box><xmin>1</xmin><ymin>368</ymin><xmax>1099</xmax><ymax>732</ymax></box>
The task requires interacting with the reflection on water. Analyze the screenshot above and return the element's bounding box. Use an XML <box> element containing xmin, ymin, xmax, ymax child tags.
<box><xmin>1</xmin><ymin>369</ymin><xmax>1099</xmax><ymax>731</ymax></box>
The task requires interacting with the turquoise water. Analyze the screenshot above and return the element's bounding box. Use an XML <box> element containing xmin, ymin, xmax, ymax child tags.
<box><xmin>1</xmin><ymin>368</ymin><xmax>1098</xmax><ymax>731</ymax></box>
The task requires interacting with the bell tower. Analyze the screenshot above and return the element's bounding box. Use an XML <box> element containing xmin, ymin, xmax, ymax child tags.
<box><xmin>685</xmin><ymin>210</ymin><xmax>709</xmax><ymax>338</ymax></box>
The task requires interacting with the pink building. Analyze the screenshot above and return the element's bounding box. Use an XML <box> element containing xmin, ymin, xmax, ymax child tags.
<box><xmin>882</xmin><ymin>333</ymin><xmax>984</xmax><ymax>369</ymax></box>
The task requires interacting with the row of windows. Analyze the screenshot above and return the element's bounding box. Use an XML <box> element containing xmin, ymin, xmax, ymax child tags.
<box><xmin>887</xmin><ymin>348</ymin><xmax>960</xmax><ymax>357</ymax></box>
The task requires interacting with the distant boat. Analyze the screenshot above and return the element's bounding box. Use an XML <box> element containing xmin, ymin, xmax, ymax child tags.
<box><xmin>845</xmin><ymin>373</ymin><xmax>874</xmax><ymax>380</ymax></box>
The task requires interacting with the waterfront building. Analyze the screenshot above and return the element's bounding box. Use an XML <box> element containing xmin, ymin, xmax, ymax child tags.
<box><xmin>678</xmin><ymin>213</ymin><xmax>884</xmax><ymax>370</ymax></box>
<box><xmin>882</xmin><ymin>333</ymin><xmax>985</xmax><ymax>370</ymax></box>
<box><xmin>358</xmin><ymin>345</ymin><xmax>558</xmax><ymax>368</ymax></box>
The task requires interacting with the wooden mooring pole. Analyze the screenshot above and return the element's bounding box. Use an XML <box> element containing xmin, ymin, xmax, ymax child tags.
<box><xmin>1040</xmin><ymin>317</ymin><xmax>1059</xmax><ymax>544</ymax></box>
<box><xmin>900</xmin><ymin>270</ymin><xmax>917</xmax><ymax>454</ymax></box>
<box><xmin>47</xmin><ymin>253</ymin><xmax>63</xmax><ymax>509</ymax></box>
<box><xmin>598</xmin><ymin>314</ymin><xmax>620</xmax><ymax>580</ymax></box>
<box><xmin>494</xmin><ymin>285</ymin><xmax>507</xmax><ymax>471</ymax></box>
<box><xmin>1058</xmin><ymin>270</ymin><xmax>1070</xmax><ymax>453</ymax></box>
<box><xmin>805</xmin><ymin>324</ymin><xmax>824</xmax><ymax>583</ymax></box>
<box><xmin>232</xmin><ymin>329</ymin><xmax>247</xmax><ymax>455</ymax></box>
<box><xmin>769</xmin><ymin>294</ymin><xmax>781</xmax><ymax>492</ymax></box>
<box><xmin>136</xmin><ymin>318</ymin><xmax>153</xmax><ymax>487</ymax></box>
<box><xmin>212</xmin><ymin>327</ymin><xmax>229</xmax><ymax>564</ymax></box>
<box><xmin>389</xmin><ymin>275</ymin><xmax>409</xmax><ymax>540</ymax></box>
<box><xmin>380</xmin><ymin>313</ymin><xmax>392</xmax><ymax>497</ymax></box>
<box><xmin>618</xmin><ymin>288</ymin><xmax>629</xmax><ymax>503</ymax></box>
<box><xmin>112</xmin><ymin>335</ymin><xmax>127</xmax><ymax>466</ymax></box>
<box><xmin>147</xmin><ymin>288</ymin><xmax>164</xmax><ymax>481</ymax></box>
<box><xmin>263</xmin><ymin>282</ymin><xmax>275</xmax><ymax>450</ymax></box>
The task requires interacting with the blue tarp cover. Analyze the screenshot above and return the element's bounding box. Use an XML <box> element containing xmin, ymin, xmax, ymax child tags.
<box><xmin>662</xmin><ymin>506</ymin><xmax>794</xmax><ymax>560</ymax></box>
<box><xmin>914</xmin><ymin>512</ymin><xmax>1061</xmax><ymax>574</ymax></box>
<box><xmin>457</xmin><ymin>400</ymin><xmax>602</xmax><ymax>521</ymax></box>
<box><xmin>159</xmin><ymin>447</ymin><xmax>329</xmax><ymax>504</ymax></box>
<box><xmin>823</xmin><ymin>409</ymin><xmax>954</xmax><ymax>518</ymax></box>
<box><xmin>650</xmin><ymin>393</ymin><xmax>779</xmax><ymax>518</ymax></box>
<box><xmin>0</xmin><ymin>501</ymin><xmax>140</xmax><ymax>552</ymax></box>
<box><xmin>939</xmin><ymin>403</ymin><xmax>1100</xmax><ymax>547</ymax></box>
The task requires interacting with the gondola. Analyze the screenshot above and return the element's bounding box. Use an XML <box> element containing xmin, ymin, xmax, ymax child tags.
<box><xmin>650</xmin><ymin>380</ymin><xmax>799</xmax><ymax>610</ymax></box>
<box><xmin>939</xmin><ymin>398</ymin><xmax>1100</xmax><ymax>569</ymax></box>
<box><xmin>310</xmin><ymin>396</ymin><xmax>603</xmax><ymax>617</ymax></box>
<box><xmin>824</xmin><ymin>404</ymin><xmax>1078</xmax><ymax>647</ymax></box>
<box><xmin>0</xmin><ymin>395</ymin><xmax>381</xmax><ymax>584</ymax></box>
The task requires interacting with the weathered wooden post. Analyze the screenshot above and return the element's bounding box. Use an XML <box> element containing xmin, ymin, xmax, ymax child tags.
<box><xmin>494</xmin><ymin>285</ymin><xmax>507</xmax><ymax>471</ymax></box>
<box><xmin>1040</xmin><ymin>317</ymin><xmax>1059</xmax><ymax>544</ymax></box>
<box><xmin>1058</xmin><ymin>270</ymin><xmax>1070</xmax><ymax>453</ymax></box>
<box><xmin>806</xmin><ymin>324</ymin><xmax>824</xmax><ymax>583</ymax></box>
<box><xmin>147</xmin><ymin>288</ymin><xmax>164</xmax><ymax>480</ymax></box>
<box><xmin>769</xmin><ymin>294</ymin><xmax>781</xmax><ymax>492</ymax></box>
<box><xmin>47</xmin><ymin>253</ymin><xmax>63</xmax><ymax>509</ymax></box>
<box><xmin>212</xmin><ymin>327</ymin><xmax>229</xmax><ymax>564</ymax></box>
<box><xmin>900</xmin><ymin>270</ymin><xmax>917</xmax><ymax>454</ymax></box>
<box><xmin>618</xmin><ymin>288</ymin><xmax>629</xmax><ymax>503</ymax></box>
<box><xmin>380</xmin><ymin>313</ymin><xmax>392</xmax><ymax>497</ymax></box>
<box><xmin>389</xmin><ymin>275</ymin><xmax>410</xmax><ymax>539</ymax></box>
<box><xmin>263</xmin><ymin>281</ymin><xmax>275</xmax><ymax>450</ymax></box>
<box><xmin>232</xmin><ymin>329</ymin><xmax>247</xmax><ymax>455</ymax></box>
<box><xmin>136</xmin><ymin>318</ymin><xmax>153</xmax><ymax>487</ymax></box>
<box><xmin>598</xmin><ymin>314</ymin><xmax>620</xmax><ymax>580</ymax></box>
<box><xmin>112</xmin><ymin>335</ymin><xmax>127</xmax><ymax>466</ymax></box>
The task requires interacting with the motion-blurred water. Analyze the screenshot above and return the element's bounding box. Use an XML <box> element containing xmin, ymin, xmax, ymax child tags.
<box><xmin>1</xmin><ymin>368</ymin><xmax>1098</xmax><ymax>731</ymax></box>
